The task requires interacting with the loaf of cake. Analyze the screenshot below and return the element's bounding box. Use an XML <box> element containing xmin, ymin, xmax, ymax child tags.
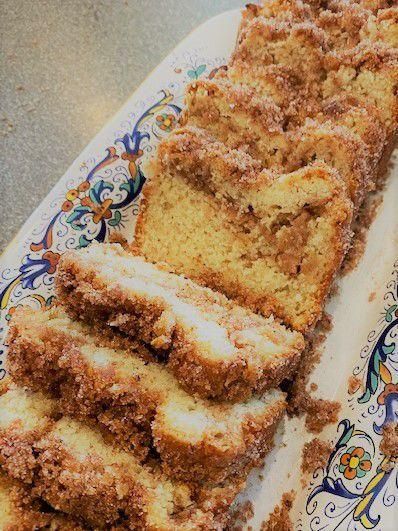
<box><xmin>1</xmin><ymin>3</ymin><xmax>397</xmax><ymax>529</ymax></box>
<box><xmin>0</xmin><ymin>387</ymin><xmax>242</xmax><ymax>530</ymax></box>
<box><xmin>7</xmin><ymin>306</ymin><xmax>287</xmax><ymax>483</ymax></box>
<box><xmin>135</xmin><ymin>126</ymin><xmax>352</xmax><ymax>332</ymax></box>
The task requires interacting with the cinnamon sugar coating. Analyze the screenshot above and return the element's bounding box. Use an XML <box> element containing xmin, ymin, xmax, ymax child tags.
<box><xmin>7</xmin><ymin>306</ymin><xmax>287</xmax><ymax>485</ymax></box>
<box><xmin>0</xmin><ymin>387</ymin><xmax>243</xmax><ymax>530</ymax></box>
<box><xmin>54</xmin><ymin>243</ymin><xmax>304</xmax><ymax>399</ymax></box>
<box><xmin>0</xmin><ymin>471</ymin><xmax>84</xmax><ymax>531</ymax></box>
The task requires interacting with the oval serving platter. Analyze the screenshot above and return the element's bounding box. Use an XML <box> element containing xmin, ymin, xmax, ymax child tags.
<box><xmin>0</xmin><ymin>9</ymin><xmax>397</xmax><ymax>530</ymax></box>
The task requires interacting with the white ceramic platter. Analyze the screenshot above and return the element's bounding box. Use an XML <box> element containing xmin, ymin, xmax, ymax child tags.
<box><xmin>0</xmin><ymin>9</ymin><xmax>397</xmax><ymax>530</ymax></box>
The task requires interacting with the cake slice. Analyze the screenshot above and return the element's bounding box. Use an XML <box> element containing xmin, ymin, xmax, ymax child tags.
<box><xmin>7</xmin><ymin>306</ymin><xmax>287</xmax><ymax>483</ymax></box>
<box><xmin>224</xmin><ymin>61</ymin><xmax>311</xmax><ymax>121</ymax></box>
<box><xmin>0</xmin><ymin>387</ymin><xmax>242</xmax><ymax>530</ymax></box>
<box><xmin>232</xmin><ymin>18</ymin><xmax>329</xmax><ymax>91</ymax></box>
<box><xmin>183</xmin><ymin>82</ymin><xmax>370</xmax><ymax>206</ymax></box>
<box><xmin>224</xmin><ymin>58</ymin><xmax>386</xmax><ymax>172</ymax></box>
<box><xmin>182</xmin><ymin>78</ymin><xmax>286</xmax><ymax>164</ymax></box>
<box><xmin>54</xmin><ymin>243</ymin><xmax>304</xmax><ymax>399</ymax></box>
<box><xmin>0</xmin><ymin>386</ymin><xmax>55</xmax><ymax>484</ymax></box>
<box><xmin>315</xmin><ymin>95</ymin><xmax>387</xmax><ymax>173</ymax></box>
<box><xmin>134</xmin><ymin>127</ymin><xmax>353</xmax><ymax>333</ymax></box>
<box><xmin>183</xmin><ymin>78</ymin><xmax>288</xmax><ymax>167</ymax></box>
<box><xmin>323</xmin><ymin>42</ymin><xmax>398</xmax><ymax>137</ymax></box>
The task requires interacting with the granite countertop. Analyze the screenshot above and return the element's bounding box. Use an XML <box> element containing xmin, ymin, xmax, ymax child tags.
<box><xmin>0</xmin><ymin>0</ymin><xmax>245</xmax><ymax>253</ymax></box>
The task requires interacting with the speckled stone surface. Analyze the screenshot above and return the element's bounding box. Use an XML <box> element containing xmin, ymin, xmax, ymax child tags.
<box><xmin>0</xmin><ymin>0</ymin><xmax>245</xmax><ymax>253</ymax></box>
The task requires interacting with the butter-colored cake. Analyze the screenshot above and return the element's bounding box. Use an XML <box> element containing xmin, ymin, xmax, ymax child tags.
<box><xmin>0</xmin><ymin>387</ymin><xmax>242</xmax><ymax>530</ymax></box>
<box><xmin>7</xmin><ymin>306</ymin><xmax>287</xmax><ymax>483</ymax></box>
<box><xmin>135</xmin><ymin>126</ymin><xmax>352</xmax><ymax>332</ymax></box>
<box><xmin>54</xmin><ymin>243</ymin><xmax>304</xmax><ymax>398</ymax></box>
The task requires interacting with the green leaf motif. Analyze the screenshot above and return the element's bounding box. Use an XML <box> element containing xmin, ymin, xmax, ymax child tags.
<box><xmin>108</xmin><ymin>211</ymin><xmax>122</xmax><ymax>227</ymax></box>
<box><xmin>385</xmin><ymin>305</ymin><xmax>397</xmax><ymax>322</ymax></box>
<box><xmin>120</xmin><ymin>181</ymin><xmax>132</xmax><ymax>194</ymax></box>
<box><xmin>78</xmin><ymin>235</ymin><xmax>91</xmax><ymax>248</ymax></box>
<box><xmin>358</xmin><ymin>388</ymin><xmax>371</xmax><ymax>404</ymax></box>
<box><xmin>339</xmin><ymin>425</ymin><xmax>354</xmax><ymax>447</ymax></box>
<box><xmin>195</xmin><ymin>64</ymin><xmax>206</xmax><ymax>76</ymax></box>
<box><xmin>382</xmin><ymin>343</ymin><xmax>395</xmax><ymax>355</ymax></box>
<box><xmin>187</xmin><ymin>64</ymin><xmax>206</xmax><ymax>79</ymax></box>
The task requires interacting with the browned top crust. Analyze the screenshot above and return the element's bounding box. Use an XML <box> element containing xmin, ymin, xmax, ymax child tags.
<box><xmin>326</xmin><ymin>40</ymin><xmax>398</xmax><ymax>69</ymax></box>
<box><xmin>235</xmin><ymin>17</ymin><xmax>329</xmax><ymax>59</ymax></box>
<box><xmin>184</xmin><ymin>78</ymin><xmax>285</xmax><ymax>132</ymax></box>
<box><xmin>241</xmin><ymin>0</ymin><xmax>312</xmax><ymax>26</ymax></box>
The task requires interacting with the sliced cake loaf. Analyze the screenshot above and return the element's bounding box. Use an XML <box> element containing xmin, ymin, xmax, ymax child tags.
<box><xmin>0</xmin><ymin>387</ymin><xmax>242</xmax><ymax>530</ymax></box>
<box><xmin>134</xmin><ymin>127</ymin><xmax>353</xmax><ymax>333</ymax></box>
<box><xmin>53</xmin><ymin>243</ymin><xmax>304</xmax><ymax>398</ymax></box>
<box><xmin>7</xmin><ymin>306</ymin><xmax>287</xmax><ymax>483</ymax></box>
<box><xmin>184</xmin><ymin>82</ymin><xmax>370</xmax><ymax>207</ymax></box>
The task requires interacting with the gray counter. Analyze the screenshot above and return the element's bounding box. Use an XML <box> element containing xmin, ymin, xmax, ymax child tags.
<box><xmin>0</xmin><ymin>0</ymin><xmax>245</xmax><ymax>253</ymax></box>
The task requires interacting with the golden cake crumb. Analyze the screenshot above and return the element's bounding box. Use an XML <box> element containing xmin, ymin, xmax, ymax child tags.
<box><xmin>227</xmin><ymin>500</ymin><xmax>254</xmax><ymax>530</ymax></box>
<box><xmin>261</xmin><ymin>491</ymin><xmax>296</xmax><ymax>531</ymax></box>
<box><xmin>348</xmin><ymin>375</ymin><xmax>363</xmax><ymax>395</ymax></box>
<box><xmin>380</xmin><ymin>423</ymin><xmax>398</xmax><ymax>458</ymax></box>
<box><xmin>301</xmin><ymin>438</ymin><xmax>333</xmax><ymax>474</ymax></box>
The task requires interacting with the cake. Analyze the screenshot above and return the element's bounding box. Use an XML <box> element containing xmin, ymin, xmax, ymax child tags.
<box><xmin>54</xmin><ymin>243</ymin><xmax>304</xmax><ymax>398</ymax></box>
<box><xmin>232</xmin><ymin>18</ymin><xmax>329</xmax><ymax>91</ymax></box>
<box><xmin>7</xmin><ymin>306</ymin><xmax>287</xmax><ymax>483</ymax></box>
<box><xmin>134</xmin><ymin>126</ymin><xmax>353</xmax><ymax>333</ymax></box>
<box><xmin>323</xmin><ymin>42</ymin><xmax>398</xmax><ymax>137</ymax></box>
<box><xmin>184</xmin><ymin>80</ymin><xmax>370</xmax><ymax>206</ymax></box>
<box><xmin>0</xmin><ymin>387</ymin><xmax>242</xmax><ymax>530</ymax></box>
